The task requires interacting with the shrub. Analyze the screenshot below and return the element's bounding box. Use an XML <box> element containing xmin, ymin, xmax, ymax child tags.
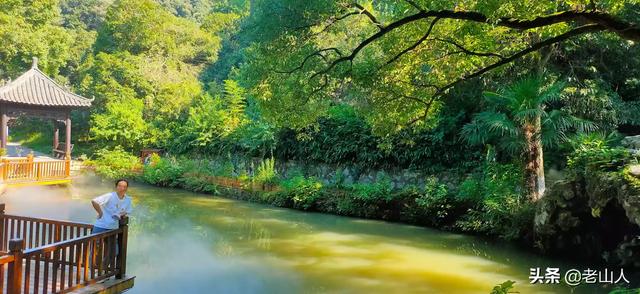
<box><xmin>280</xmin><ymin>175</ymin><xmax>323</xmax><ymax>210</ymax></box>
<box><xmin>92</xmin><ymin>146</ymin><xmax>141</xmax><ymax>179</ymax></box>
<box><xmin>254</xmin><ymin>157</ymin><xmax>278</xmax><ymax>184</ymax></box>
<box><xmin>181</xmin><ymin>173</ymin><xmax>218</xmax><ymax>193</ymax></box>
<box><xmin>415</xmin><ymin>176</ymin><xmax>455</xmax><ymax>226</ymax></box>
<box><xmin>350</xmin><ymin>173</ymin><xmax>394</xmax><ymax>202</ymax></box>
<box><xmin>142</xmin><ymin>155</ymin><xmax>185</xmax><ymax>187</ymax></box>
<box><xmin>455</xmin><ymin>162</ymin><xmax>533</xmax><ymax>240</ymax></box>
<box><xmin>567</xmin><ymin>133</ymin><xmax>632</xmax><ymax>174</ymax></box>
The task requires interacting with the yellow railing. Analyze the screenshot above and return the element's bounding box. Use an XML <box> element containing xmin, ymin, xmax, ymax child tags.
<box><xmin>0</xmin><ymin>154</ymin><xmax>70</xmax><ymax>184</ymax></box>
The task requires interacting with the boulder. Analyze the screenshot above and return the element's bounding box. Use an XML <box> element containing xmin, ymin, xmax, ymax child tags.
<box><xmin>535</xmin><ymin>167</ymin><xmax>640</xmax><ymax>266</ymax></box>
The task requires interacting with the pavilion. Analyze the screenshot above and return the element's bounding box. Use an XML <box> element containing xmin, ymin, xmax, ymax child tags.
<box><xmin>0</xmin><ymin>57</ymin><xmax>93</xmax><ymax>158</ymax></box>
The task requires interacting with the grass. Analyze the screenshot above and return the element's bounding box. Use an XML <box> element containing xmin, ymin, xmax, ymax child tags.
<box><xmin>8</xmin><ymin>130</ymin><xmax>95</xmax><ymax>159</ymax></box>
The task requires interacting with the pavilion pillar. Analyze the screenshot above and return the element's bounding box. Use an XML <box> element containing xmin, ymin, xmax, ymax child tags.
<box><xmin>53</xmin><ymin>120</ymin><xmax>59</xmax><ymax>150</ymax></box>
<box><xmin>0</xmin><ymin>112</ymin><xmax>7</xmax><ymax>150</ymax></box>
<box><xmin>65</xmin><ymin>113</ymin><xmax>71</xmax><ymax>158</ymax></box>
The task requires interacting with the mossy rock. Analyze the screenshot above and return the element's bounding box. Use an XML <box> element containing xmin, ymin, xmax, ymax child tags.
<box><xmin>535</xmin><ymin>166</ymin><xmax>640</xmax><ymax>266</ymax></box>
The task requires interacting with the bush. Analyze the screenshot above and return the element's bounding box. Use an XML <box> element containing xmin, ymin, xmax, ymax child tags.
<box><xmin>415</xmin><ymin>176</ymin><xmax>455</xmax><ymax>226</ymax></box>
<box><xmin>254</xmin><ymin>157</ymin><xmax>278</xmax><ymax>184</ymax></box>
<box><xmin>92</xmin><ymin>146</ymin><xmax>141</xmax><ymax>179</ymax></box>
<box><xmin>567</xmin><ymin>133</ymin><xmax>632</xmax><ymax>174</ymax></box>
<box><xmin>455</xmin><ymin>162</ymin><xmax>533</xmax><ymax>240</ymax></box>
<box><xmin>350</xmin><ymin>174</ymin><xmax>394</xmax><ymax>202</ymax></box>
<box><xmin>142</xmin><ymin>155</ymin><xmax>185</xmax><ymax>187</ymax></box>
<box><xmin>280</xmin><ymin>175</ymin><xmax>323</xmax><ymax>210</ymax></box>
<box><xmin>181</xmin><ymin>173</ymin><xmax>219</xmax><ymax>193</ymax></box>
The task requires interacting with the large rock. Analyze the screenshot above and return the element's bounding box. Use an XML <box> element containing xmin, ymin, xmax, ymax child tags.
<box><xmin>628</xmin><ymin>164</ymin><xmax>640</xmax><ymax>178</ymax></box>
<box><xmin>535</xmin><ymin>167</ymin><xmax>640</xmax><ymax>266</ymax></box>
<box><xmin>622</xmin><ymin>135</ymin><xmax>640</xmax><ymax>149</ymax></box>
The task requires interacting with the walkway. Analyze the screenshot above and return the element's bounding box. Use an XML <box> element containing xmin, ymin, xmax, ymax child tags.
<box><xmin>4</xmin><ymin>143</ymin><xmax>51</xmax><ymax>159</ymax></box>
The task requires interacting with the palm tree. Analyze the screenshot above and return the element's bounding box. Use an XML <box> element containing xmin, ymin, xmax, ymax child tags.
<box><xmin>462</xmin><ymin>75</ymin><xmax>595</xmax><ymax>201</ymax></box>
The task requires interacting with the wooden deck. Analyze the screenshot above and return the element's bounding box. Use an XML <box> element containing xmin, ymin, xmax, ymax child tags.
<box><xmin>11</xmin><ymin>259</ymin><xmax>133</xmax><ymax>294</ymax></box>
<box><xmin>0</xmin><ymin>155</ymin><xmax>71</xmax><ymax>187</ymax></box>
<box><xmin>0</xmin><ymin>205</ymin><xmax>133</xmax><ymax>293</ymax></box>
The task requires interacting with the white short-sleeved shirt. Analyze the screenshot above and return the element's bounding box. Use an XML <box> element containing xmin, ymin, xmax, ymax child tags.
<box><xmin>93</xmin><ymin>192</ymin><xmax>132</xmax><ymax>229</ymax></box>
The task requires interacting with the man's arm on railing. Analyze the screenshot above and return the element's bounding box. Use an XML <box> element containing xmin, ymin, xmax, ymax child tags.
<box><xmin>92</xmin><ymin>200</ymin><xmax>103</xmax><ymax>219</ymax></box>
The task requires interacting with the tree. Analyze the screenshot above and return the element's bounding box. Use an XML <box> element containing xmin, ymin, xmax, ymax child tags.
<box><xmin>239</xmin><ymin>0</ymin><xmax>640</xmax><ymax>134</ymax></box>
<box><xmin>0</xmin><ymin>0</ymin><xmax>76</xmax><ymax>78</ymax></box>
<box><xmin>78</xmin><ymin>0</ymin><xmax>225</xmax><ymax>151</ymax></box>
<box><xmin>462</xmin><ymin>75</ymin><xmax>595</xmax><ymax>201</ymax></box>
<box><xmin>91</xmin><ymin>96</ymin><xmax>152</xmax><ymax>150</ymax></box>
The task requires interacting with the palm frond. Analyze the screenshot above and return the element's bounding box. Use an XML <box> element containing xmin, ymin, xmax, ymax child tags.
<box><xmin>514</xmin><ymin>107</ymin><xmax>545</xmax><ymax>123</ymax></box>
<box><xmin>483</xmin><ymin>91</ymin><xmax>508</xmax><ymax>108</ymax></box>
<box><xmin>475</xmin><ymin>111</ymin><xmax>519</xmax><ymax>137</ymax></box>
<box><xmin>537</xmin><ymin>80</ymin><xmax>566</xmax><ymax>104</ymax></box>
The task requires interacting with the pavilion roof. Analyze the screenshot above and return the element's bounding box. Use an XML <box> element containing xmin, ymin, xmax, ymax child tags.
<box><xmin>0</xmin><ymin>58</ymin><xmax>93</xmax><ymax>108</ymax></box>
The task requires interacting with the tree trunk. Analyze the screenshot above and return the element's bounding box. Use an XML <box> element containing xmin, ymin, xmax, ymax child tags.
<box><xmin>523</xmin><ymin>116</ymin><xmax>545</xmax><ymax>201</ymax></box>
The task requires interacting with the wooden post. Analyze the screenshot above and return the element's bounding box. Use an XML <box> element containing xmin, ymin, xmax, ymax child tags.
<box><xmin>53</xmin><ymin>121</ymin><xmax>59</xmax><ymax>151</ymax></box>
<box><xmin>26</xmin><ymin>153</ymin><xmax>33</xmax><ymax>176</ymax></box>
<box><xmin>0</xmin><ymin>112</ymin><xmax>7</xmax><ymax>149</ymax></box>
<box><xmin>0</xmin><ymin>204</ymin><xmax>4</xmax><ymax>252</ymax></box>
<box><xmin>2</xmin><ymin>159</ymin><xmax>8</xmax><ymax>180</ymax></box>
<box><xmin>65</xmin><ymin>114</ymin><xmax>71</xmax><ymax>158</ymax></box>
<box><xmin>116</xmin><ymin>216</ymin><xmax>129</xmax><ymax>279</ymax></box>
<box><xmin>36</xmin><ymin>162</ymin><xmax>42</xmax><ymax>181</ymax></box>
<box><xmin>7</xmin><ymin>239</ymin><xmax>24</xmax><ymax>294</ymax></box>
<box><xmin>65</xmin><ymin>156</ymin><xmax>71</xmax><ymax>178</ymax></box>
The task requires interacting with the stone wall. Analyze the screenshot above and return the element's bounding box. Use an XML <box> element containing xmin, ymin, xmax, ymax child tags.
<box><xmin>274</xmin><ymin>160</ymin><xmax>462</xmax><ymax>190</ymax></box>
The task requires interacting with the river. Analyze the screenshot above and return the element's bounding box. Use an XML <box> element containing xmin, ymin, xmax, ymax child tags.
<box><xmin>0</xmin><ymin>173</ymin><xmax>611</xmax><ymax>293</ymax></box>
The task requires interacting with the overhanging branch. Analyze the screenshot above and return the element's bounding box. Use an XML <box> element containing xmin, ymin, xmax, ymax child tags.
<box><xmin>435</xmin><ymin>24</ymin><xmax>606</xmax><ymax>96</ymax></box>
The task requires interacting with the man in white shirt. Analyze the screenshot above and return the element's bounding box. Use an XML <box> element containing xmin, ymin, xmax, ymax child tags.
<box><xmin>91</xmin><ymin>178</ymin><xmax>133</xmax><ymax>233</ymax></box>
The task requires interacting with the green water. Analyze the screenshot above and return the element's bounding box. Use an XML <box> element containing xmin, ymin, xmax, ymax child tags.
<box><xmin>0</xmin><ymin>173</ymin><xmax>613</xmax><ymax>293</ymax></box>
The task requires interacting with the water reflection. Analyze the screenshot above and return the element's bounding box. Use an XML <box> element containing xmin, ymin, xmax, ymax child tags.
<box><xmin>0</xmin><ymin>173</ymin><xmax>606</xmax><ymax>293</ymax></box>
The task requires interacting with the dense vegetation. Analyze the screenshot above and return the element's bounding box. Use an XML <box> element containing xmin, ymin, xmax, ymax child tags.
<box><xmin>3</xmin><ymin>0</ymin><xmax>640</xmax><ymax>267</ymax></box>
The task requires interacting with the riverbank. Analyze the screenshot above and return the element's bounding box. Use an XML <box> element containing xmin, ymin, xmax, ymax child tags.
<box><xmin>83</xmin><ymin>149</ymin><xmax>538</xmax><ymax>245</ymax></box>
<box><xmin>2</xmin><ymin>172</ymin><xmax>594</xmax><ymax>293</ymax></box>
<box><xmin>83</xmin><ymin>147</ymin><xmax>640</xmax><ymax>274</ymax></box>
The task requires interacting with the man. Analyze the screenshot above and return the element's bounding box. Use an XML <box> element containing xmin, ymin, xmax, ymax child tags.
<box><xmin>91</xmin><ymin>178</ymin><xmax>133</xmax><ymax>233</ymax></box>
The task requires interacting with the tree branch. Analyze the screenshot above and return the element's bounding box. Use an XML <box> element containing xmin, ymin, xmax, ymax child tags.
<box><xmin>402</xmin><ymin>0</ymin><xmax>426</xmax><ymax>13</ymax></box>
<box><xmin>433</xmin><ymin>38</ymin><xmax>505</xmax><ymax>59</ymax></box>
<box><xmin>309</xmin><ymin>12</ymin><xmax>430</xmax><ymax>80</ymax></box>
<box><xmin>351</xmin><ymin>3</ymin><xmax>384</xmax><ymax>30</ymax></box>
<box><xmin>385</xmin><ymin>17</ymin><xmax>440</xmax><ymax>65</ymax></box>
<box><xmin>296</xmin><ymin>9</ymin><xmax>638</xmax><ymax>88</ymax></box>
<box><xmin>276</xmin><ymin>48</ymin><xmax>343</xmax><ymax>74</ymax></box>
<box><xmin>435</xmin><ymin>24</ymin><xmax>606</xmax><ymax>96</ymax></box>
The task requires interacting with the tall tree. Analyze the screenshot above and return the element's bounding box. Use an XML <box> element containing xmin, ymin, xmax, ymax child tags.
<box><xmin>462</xmin><ymin>76</ymin><xmax>594</xmax><ymax>201</ymax></box>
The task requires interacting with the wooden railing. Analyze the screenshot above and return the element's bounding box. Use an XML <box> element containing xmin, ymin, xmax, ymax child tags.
<box><xmin>0</xmin><ymin>205</ymin><xmax>93</xmax><ymax>253</ymax></box>
<box><xmin>0</xmin><ymin>154</ymin><xmax>70</xmax><ymax>184</ymax></box>
<box><xmin>0</xmin><ymin>205</ymin><xmax>129</xmax><ymax>293</ymax></box>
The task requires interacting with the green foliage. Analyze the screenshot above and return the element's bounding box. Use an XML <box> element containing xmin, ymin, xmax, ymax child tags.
<box><xmin>92</xmin><ymin>146</ymin><xmax>141</xmax><ymax>179</ymax></box>
<box><xmin>350</xmin><ymin>174</ymin><xmax>394</xmax><ymax>202</ymax></box>
<box><xmin>276</xmin><ymin>105</ymin><xmax>480</xmax><ymax>171</ymax></box>
<box><xmin>142</xmin><ymin>155</ymin><xmax>185</xmax><ymax>187</ymax></box>
<box><xmin>455</xmin><ymin>162</ymin><xmax>533</xmax><ymax>240</ymax></box>
<box><xmin>462</xmin><ymin>75</ymin><xmax>595</xmax><ymax>154</ymax></box>
<box><xmin>254</xmin><ymin>157</ymin><xmax>278</xmax><ymax>185</ymax></box>
<box><xmin>414</xmin><ymin>177</ymin><xmax>453</xmax><ymax>225</ymax></box>
<box><xmin>76</xmin><ymin>0</ymin><xmax>226</xmax><ymax>153</ymax></box>
<box><xmin>90</xmin><ymin>95</ymin><xmax>151</xmax><ymax>150</ymax></box>
<box><xmin>280</xmin><ymin>175</ymin><xmax>323</xmax><ymax>210</ymax></box>
<box><xmin>490</xmin><ymin>280</ymin><xmax>517</xmax><ymax>294</ymax></box>
<box><xmin>0</xmin><ymin>0</ymin><xmax>78</xmax><ymax>78</ymax></box>
<box><xmin>566</xmin><ymin>132</ymin><xmax>632</xmax><ymax>173</ymax></box>
<box><xmin>170</xmin><ymin>80</ymin><xmax>251</xmax><ymax>154</ymax></box>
